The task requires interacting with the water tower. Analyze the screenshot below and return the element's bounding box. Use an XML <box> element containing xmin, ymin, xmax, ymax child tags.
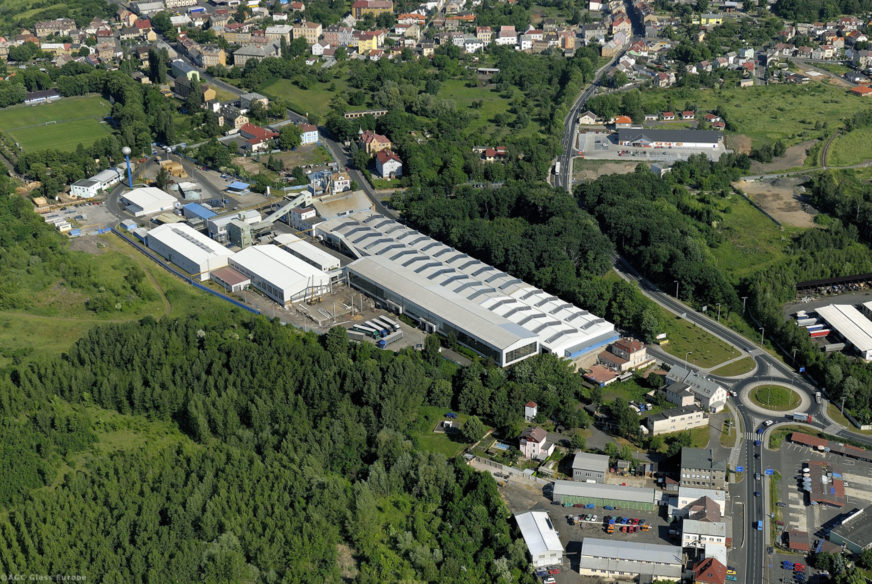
<box><xmin>122</xmin><ymin>146</ymin><xmax>133</xmax><ymax>188</ymax></box>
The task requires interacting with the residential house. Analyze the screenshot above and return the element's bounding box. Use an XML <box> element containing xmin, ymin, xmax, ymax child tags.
<box><xmin>357</xmin><ymin>31</ymin><xmax>379</xmax><ymax>52</ymax></box>
<box><xmin>300</xmin><ymin>123</ymin><xmax>319</xmax><ymax>145</ymax></box>
<box><xmin>293</xmin><ymin>22</ymin><xmax>322</xmax><ymax>44</ymax></box>
<box><xmin>611</xmin><ymin>17</ymin><xmax>632</xmax><ymax>35</ymax></box>
<box><xmin>375</xmin><ymin>150</ymin><xmax>402</xmax><ymax>178</ymax></box>
<box><xmin>582</xmin><ymin>23</ymin><xmax>607</xmax><ymax>41</ymax></box>
<box><xmin>665</xmin><ymin>365</ymin><xmax>727</xmax><ymax>413</ymax></box>
<box><xmin>692</xmin><ymin>13</ymin><xmax>723</xmax><ymax>26</ymax></box>
<box><xmin>351</xmin><ymin>0</ymin><xmax>393</xmax><ymax>18</ymax></box>
<box><xmin>647</xmin><ymin>405</ymin><xmax>707</xmax><ymax>436</ymax></box>
<box><xmin>265</xmin><ymin>25</ymin><xmax>293</xmax><ymax>43</ymax></box>
<box><xmin>239</xmin><ymin>123</ymin><xmax>279</xmax><ymax>151</ymax></box>
<box><xmin>518</xmin><ymin>426</ymin><xmax>555</xmax><ymax>460</ymax></box>
<box><xmin>496</xmin><ymin>25</ymin><xmax>517</xmax><ymax>46</ymax></box>
<box><xmin>845</xmin><ymin>71</ymin><xmax>870</xmax><ymax>84</ymax></box>
<box><xmin>171</xmin><ymin>60</ymin><xmax>200</xmax><ymax>81</ymax></box>
<box><xmin>197</xmin><ymin>46</ymin><xmax>226</xmax><ymax>68</ymax></box>
<box><xmin>601</xmin><ymin>40</ymin><xmax>620</xmax><ymax>57</ymax></box>
<box><xmin>578</xmin><ymin>111</ymin><xmax>597</xmax><ymax>124</ymax></box>
<box><xmin>323</xmin><ymin>25</ymin><xmax>355</xmax><ymax>46</ymax></box>
<box><xmin>680</xmin><ymin>448</ymin><xmax>727</xmax><ymax>490</ymax></box>
<box><xmin>220</xmin><ymin>106</ymin><xmax>249</xmax><ymax>130</ymax></box>
<box><xmin>312</xmin><ymin>41</ymin><xmax>331</xmax><ymax>56</ymax></box>
<box><xmin>476</xmin><ymin>26</ymin><xmax>492</xmax><ymax>43</ymax></box>
<box><xmin>850</xmin><ymin>86</ymin><xmax>872</xmax><ymax>97</ymax></box>
<box><xmin>240</xmin><ymin>92</ymin><xmax>268</xmax><ymax>109</ymax></box>
<box><xmin>175</xmin><ymin>76</ymin><xmax>217</xmax><ymax>102</ymax></box>
<box><xmin>233</xmin><ymin>42</ymin><xmax>281</xmax><ymax>67</ymax></box>
<box><xmin>289</xmin><ymin>1</ymin><xmax>306</xmax><ymax>10</ymax></box>
<box><xmin>359</xmin><ymin>129</ymin><xmax>392</xmax><ymax>154</ymax></box>
<box><xmin>682</xmin><ymin>520</ymin><xmax>728</xmax><ymax>550</ymax></box>
<box><xmin>35</xmin><ymin>18</ymin><xmax>77</xmax><ymax>38</ymax></box>
<box><xmin>331</xmin><ymin>172</ymin><xmax>351</xmax><ymax>193</ymax></box>
<box><xmin>681</xmin><ymin>110</ymin><xmax>695</xmax><ymax>120</ymax></box>
<box><xmin>116</xmin><ymin>8</ymin><xmax>138</xmax><ymax>26</ymax></box>
<box><xmin>524</xmin><ymin>401</ymin><xmax>537</xmax><ymax>421</ymax></box>
<box><xmin>661</xmin><ymin>111</ymin><xmax>675</xmax><ymax>120</ymax></box>
<box><xmin>613</xmin><ymin>115</ymin><xmax>633</xmax><ymax>128</ymax></box>
<box><xmin>692</xmin><ymin>558</ymin><xmax>727</xmax><ymax>584</ymax></box>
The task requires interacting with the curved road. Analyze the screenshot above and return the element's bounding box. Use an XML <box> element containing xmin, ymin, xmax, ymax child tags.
<box><xmin>612</xmin><ymin>252</ymin><xmax>872</xmax><ymax>581</ymax></box>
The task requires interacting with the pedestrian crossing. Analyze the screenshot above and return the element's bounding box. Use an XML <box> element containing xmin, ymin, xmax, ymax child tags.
<box><xmin>822</xmin><ymin>423</ymin><xmax>844</xmax><ymax>434</ymax></box>
<box><xmin>744</xmin><ymin>432</ymin><xmax>761</xmax><ymax>440</ymax></box>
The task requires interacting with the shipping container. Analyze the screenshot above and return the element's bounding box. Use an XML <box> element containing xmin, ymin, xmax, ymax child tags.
<box><xmin>796</xmin><ymin>318</ymin><xmax>817</xmax><ymax>326</ymax></box>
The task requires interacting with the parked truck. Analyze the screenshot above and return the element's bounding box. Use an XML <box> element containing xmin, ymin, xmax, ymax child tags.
<box><xmin>366</xmin><ymin>321</ymin><xmax>389</xmax><ymax>337</ymax></box>
<box><xmin>792</xmin><ymin>413</ymin><xmax>813</xmax><ymax>423</ymax></box>
<box><xmin>352</xmin><ymin>325</ymin><xmax>380</xmax><ymax>339</ymax></box>
<box><xmin>377</xmin><ymin>330</ymin><xmax>404</xmax><ymax>349</ymax></box>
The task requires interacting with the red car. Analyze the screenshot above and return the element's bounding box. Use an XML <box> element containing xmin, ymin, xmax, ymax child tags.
<box><xmin>794</xmin><ymin>564</ymin><xmax>806</xmax><ymax>572</ymax></box>
<box><xmin>548</xmin><ymin>569</ymin><xmax>560</xmax><ymax>575</ymax></box>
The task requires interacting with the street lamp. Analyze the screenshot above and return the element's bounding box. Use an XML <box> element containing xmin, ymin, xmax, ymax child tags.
<box><xmin>675</xmin><ymin>280</ymin><xmax>680</xmax><ymax>299</ymax></box>
<box><xmin>760</xmin><ymin>327</ymin><xmax>765</xmax><ymax>349</ymax></box>
<box><xmin>717</xmin><ymin>303</ymin><xmax>722</xmax><ymax>323</ymax></box>
<box><xmin>122</xmin><ymin>146</ymin><xmax>133</xmax><ymax>189</ymax></box>
<box><xmin>742</xmin><ymin>296</ymin><xmax>748</xmax><ymax>314</ymax></box>
<box><xmin>685</xmin><ymin>351</ymin><xmax>692</xmax><ymax>368</ymax></box>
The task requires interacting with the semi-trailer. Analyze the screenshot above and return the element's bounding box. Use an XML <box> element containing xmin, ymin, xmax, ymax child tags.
<box><xmin>379</xmin><ymin>317</ymin><xmax>401</xmax><ymax>331</ymax></box>
<box><xmin>796</xmin><ymin>318</ymin><xmax>817</xmax><ymax>326</ymax></box>
<box><xmin>792</xmin><ymin>413</ymin><xmax>813</xmax><ymax>423</ymax></box>
<box><xmin>377</xmin><ymin>330</ymin><xmax>404</xmax><ymax>349</ymax></box>
<box><xmin>810</xmin><ymin>329</ymin><xmax>830</xmax><ymax>338</ymax></box>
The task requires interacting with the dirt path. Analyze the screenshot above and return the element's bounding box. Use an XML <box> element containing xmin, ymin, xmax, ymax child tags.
<box><xmin>749</xmin><ymin>140</ymin><xmax>817</xmax><ymax>174</ymax></box>
<box><xmin>821</xmin><ymin>130</ymin><xmax>841</xmax><ymax>168</ymax></box>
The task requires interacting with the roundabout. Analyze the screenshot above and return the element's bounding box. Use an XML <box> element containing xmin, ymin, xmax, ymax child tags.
<box><xmin>739</xmin><ymin>380</ymin><xmax>812</xmax><ymax>416</ymax></box>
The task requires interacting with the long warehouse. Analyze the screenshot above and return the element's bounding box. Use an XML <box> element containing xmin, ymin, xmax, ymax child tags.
<box><xmin>317</xmin><ymin>211</ymin><xmax>618</xmax><ymax>367</ymax></box>
<box><xmin>815</xmin><ymin>304</ymin><xmax>872</xmax><ymax>360</ymax></box>
<box><xmin>273</xmin><ymin>233</ymin><xmax>341</xmax><ymax>272</ymax></box>
<box><xmin>229</xmin><ymin>245</ymin><xmax>330</xmax><ymax>306</ymax></box>
<box><xmin>552</xmin><ymin>480</ymin><xmax>657</xmax><ymax>511</ymax></box>
<box><xmin>146</xmin><ymin>223</ymin><xmax>233</xmax><ymax>281</ymax></box>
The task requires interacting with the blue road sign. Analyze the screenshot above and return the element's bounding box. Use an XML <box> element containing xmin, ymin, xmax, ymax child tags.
<box><xmin>799</xmin><ymin>367</ymin><xmax>806</xmax><ymax>372</ymax></box>
<box><xmin>765</xmin><ymin>469</ymin><xmax>774</xmax><ymax>476</ymax></box>
<box><xmin>736</xmin><ymin>466</ymin><xmax>744</xmax><ymax>473</ymax></box>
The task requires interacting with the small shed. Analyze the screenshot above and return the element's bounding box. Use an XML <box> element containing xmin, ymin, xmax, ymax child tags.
<box><xmin>525</xmin><ymin>401</ymin><xmax>538</xmax><ymax>421</ymax></box>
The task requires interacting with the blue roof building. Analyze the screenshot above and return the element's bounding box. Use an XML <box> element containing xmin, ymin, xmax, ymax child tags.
<box><xmin>182</xmin><ymin>203</ymin><xmax>217</xmax><ymax>221</ymax></box>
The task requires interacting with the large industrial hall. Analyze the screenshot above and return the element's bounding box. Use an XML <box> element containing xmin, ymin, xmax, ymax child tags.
<box><xmin>315</xmin><ymin>211</ymin><xmax>617</xmax><ymax>367</ymax></box>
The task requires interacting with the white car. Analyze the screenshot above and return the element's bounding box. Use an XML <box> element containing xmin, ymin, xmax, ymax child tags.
<box><xmin>544</xmin><ymin>579</ymin><xmax>556</xmax><ymax>584</ymax></box>
<box><xmin>591</xmin><ymin>515</ymin><xmax>598</xmax><ymax>522</ymax></box>
<box><xmin>765</xmin><ymin>420</ymin><xmax>774</xmax><ymax>427</ymax></box>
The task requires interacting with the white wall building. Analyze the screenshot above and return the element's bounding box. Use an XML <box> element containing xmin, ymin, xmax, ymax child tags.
<box><xmin>672</xmin><ymin>487</ymin><xmax>726</xmax><ymax>517</ymax></box>
<box><xmin>681</xmin><ymin>519</ymin><xmax>727</xmax><ymax>549</ymax></box>
<box><xmin>120</xmin><ymin>187</ymin><xmax>178</xmax><ymax>217</ymax></box>
<box><xmin>146</xmin><ymin>223</ymin><xmax>234</xmax><ymax>281</ymax></box>
<box><xmin>229</xmin><ymin>245</ymin><xmax>330</xmax><ymax>305</ymax></box>
<box><xmin>515</xmin><ymin>512</ymin><xmax>563</xmax><ymax>568</ymax></box>
<box><xmin>818</xmin><ymin>304</ymin><xmax>872</xmax><ymax>360</ymax></box>
<box><xmin>273</xmin><ymin>233</ymin><xmax>341</xmax><ymax>272</ymax></box>
<box><xmin>207</xmin><ymin>210</ymin><xmax>262</xmax><ymax>240</ymax></box>
<box><xmin>70</xmin><ymin>179</ymin><xmax>101</xmax><ymax>199</ymax></box>
<box><xmin>578</xmin><ymin>539</ymin><xmax>683</xmax><ymax>581</ymax></box>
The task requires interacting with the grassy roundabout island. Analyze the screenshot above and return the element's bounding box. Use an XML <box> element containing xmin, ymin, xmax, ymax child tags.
<box><xmin>749</xmin><ymin>385</ymin><xmax>803</xmax><ymax>412</ymax></box>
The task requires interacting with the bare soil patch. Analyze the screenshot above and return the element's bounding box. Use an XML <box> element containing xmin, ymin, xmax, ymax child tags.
<box><xmin>574</xmin><ymin>161</ymin><xmax>638</xmax><ymax>181</ymax></box>
<box><xmin>336</xmin><ymin>544</ymin><xmax>359</xmax><ymax>582</ymax></box>
<box><xmin>69</xmin><ymin>235</ymin><xmax>108</xmax><ymax>255</ymax></box>
<box><xmin>733</xmin><ymin>177</ymin><xmax>817</xmax><ymax>228</ymax></box>
<box><xmin>231</xmin><ymin>156</ymin><xmax>262</xmax><ymax>174</ymax></box>
<box><xmin>727</xmin><ymin>134</ymin><xmax>752</xmax><ymax>155</ymax></box>
<box><xmin>749</xmin><ymin>140</ymin><xmax>818</xmax><ymax>174</ymax></box>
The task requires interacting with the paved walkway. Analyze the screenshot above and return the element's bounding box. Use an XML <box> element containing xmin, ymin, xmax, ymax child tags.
<box><xmin>738</xmin><ymin>381</ymin><xmax>812</xmax><ymax>416</ymax></box>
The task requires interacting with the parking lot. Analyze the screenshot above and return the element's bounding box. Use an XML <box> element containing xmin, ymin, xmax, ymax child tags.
<box><xmin>575</xmin><ymin>131</ymin><xmax>729</xmax><ymax>163</ymax></box>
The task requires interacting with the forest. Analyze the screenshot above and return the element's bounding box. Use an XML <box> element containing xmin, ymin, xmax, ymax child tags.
<box><xmin>0</xmin><ymin>311</ymin><xmax>599</xmax><ymax>583</ymax></box>
<box><xmin>773</xmin><ymin>0</ymin><xmax>872</xmax><ymax>21</ymax></box>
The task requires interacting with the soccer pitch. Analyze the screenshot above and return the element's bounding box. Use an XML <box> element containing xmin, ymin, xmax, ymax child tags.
<box><xmin>0</xmin><ymin>95</ymin><xmax>113</xmax><ymax>152</ymax></box>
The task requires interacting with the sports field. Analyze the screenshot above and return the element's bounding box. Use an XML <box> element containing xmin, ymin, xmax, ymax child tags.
<box><xmin>0</xmin><ymin>95</ymin><xmax>113</xmax><ymax>152</ymax></box>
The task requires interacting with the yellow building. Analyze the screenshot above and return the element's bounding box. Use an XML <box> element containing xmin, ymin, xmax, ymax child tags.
<box><xmin>352</xmin><ymin>0</ymin><xmax>393</xmax><ymax>19</ymax></box>
<box><xmin>692</xmin><ymin>13</ymin><xmax>724</xmax><ymax>25</ymax></box>
<box><xmin>292</xmin><ymin>22</ymin><xmax>323</xmax><ymax>44</ymax></box>
<box><xmin>357</xmin><ymin>32</ymin><xmax>379</xmax><ymax>52</ymax></box>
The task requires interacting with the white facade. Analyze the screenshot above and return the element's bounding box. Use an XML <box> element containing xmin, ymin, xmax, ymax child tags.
<box><xmin>674</xmin><ymin>487</ymin><xmax>726</xmax><ymax>516</ymax></box>
<box><xmin>70</xmin><ymin>179</ymin><xmax>100</xmax><ymax>199</ymax></box>
<box><xmin>92</xmin><ymin>167</ymin><xmax>125</xmax><ymax>190</ymax></box>
<box><xmin>208</xmin><ymin>210</ymin><xmax>262</xmax><ymax>239</ymax></box>
<box><xmin>146</xmin><ymin>223</ymin><xmax>233</xmax><ymax>280</ymax></box>
<box><xmin>273</xmin><ymin>233</ymin><xmax>341</xmax><ymax>272</ymax></box>
<box><xmin>817</xmin><ymin>304</ymin><xmax>872</xmax><ymax>360</ymax></box>
<box><xmin>120</xmin><ymin>187</ymin><xmax>178</xmax><ymax>217</ymax></box>
<box><xmin>681</xmin><ymin>519</ymin><xmax>727</xmax><ymax>549</ymax></box>
<box><xmin>300</xmin><ymin>124</ymin><xmax>319</xmax><ymax>145</ymax></box>
<box><xmin>229</xmin><ymin>245</ymin><xmax>330</xmax><ymax>305</ymax></box>
<box><xmin>515</xmin><ymin>512</ymin><xmax>564</xmax><ymax>568</ymax></box>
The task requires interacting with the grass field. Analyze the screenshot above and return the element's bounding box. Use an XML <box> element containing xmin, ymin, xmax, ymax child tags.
<box><xmin>411</xmin><ymin>406</ymin><xmax>481</xmax><ymax>458</ymax></box>
<box><xmin>259</xmin><ymin>77</ymin><xmax>353</xmax><ymax>118</ymax></box>
<box><xmin>639</xmin><ymin>83</ymin><xmax>868</xmax><ymax>147</ymax></box>
<box><xmin>826</xmin><ymin>127</ymin><xmax>872</xmax><ymax>167</ymax></box>
<box><xmin>711</xmin><ymin>193</ymin><xmax>797</xmax><ymax>282</ymax></box>
<box><xmin>720</xmin><ymin>415</ymin><xmax>740</xmax><ymax>448</ymax></box>
<box><xmin>750</xmin><ymin>385</ymin><xmax>801</xmax><ymax>411</ymax></box>
<box><xmin>0</xmin><ymin>95</ymin><xmax>112</xmax><ymax>152</ymax></box>
<box><xmin>653</xmin><ymin>425</ymin><xmax>710</xmax><ymax>453</ymax></box>
<box><xmin>710</xmin><ymin>357</ymin><xmax>756</xmax><ymax>376</ymax></box>
<box><xmin>435</xmin><ymin>79</ymin><xmax>541</xmax><ymax>138</ymax></box>
<box><xmin>659</xmin><ymin>315</ymin><xmax>740</xmax><ymax>368</ymax></box>
<box><xmin>827</xmin><ymin>402</ymin><xmax>872</xmax><ymax>436</ymax></box>
<box><xmin>769</xmin><ymin>424</ymin><xmax>818</xmax><ymax>448</ymax></box>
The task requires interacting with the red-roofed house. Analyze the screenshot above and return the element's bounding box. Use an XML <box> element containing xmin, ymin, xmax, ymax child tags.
<box><xmin>359</xmin><ymin>130</ymin><xmax>392</xmax><ymax>154</ymax></box>
<box><xmin>682</xmin><ymin>110</ymin><xmax>695</xmax><ymax>119</ymax></box>
<box><xmin>693</xmin><ymin>558</ymin><xmax>727</xmax><ymax>584</ymax></box>
<box><xmin>850</xmin><ymin>86</ymin><xmax>872</xmax><ymax>97</ymax></box>
<box><xmin>239</xmin><ymin>123</ymin><xmax>278</xmax><ymax>151</ymax></box>
<box><xmin>375</xmin><ymin>150</ymin><xmax>402</xmax><ymax>178</ymax></box>
<box><xmin>787</xmin><ymin>530</ymin><xmax>810</xmax><ymax>552</ymax></box>
<box><xmin>661</xmin><ymin>111</ymin><xmax>675</xmax><ymax>120</ymax></box>
<box><xmin>613</xmin><ymin>115</ymin><xmax>633</xmax><ymax>128</ymax></box>
<box><xmin>525</xmin><ymin>401</ymin><xmax>538</xmax><ymax>421</ymax></box>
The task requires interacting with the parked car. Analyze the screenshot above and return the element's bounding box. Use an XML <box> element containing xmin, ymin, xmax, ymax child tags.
<box><xmin>782</xmin><ymin>562</ymin><xmax>794</xmax><ymax>570</ymax></box>
<box><xmin>535</xmin><ymin>569</ymin><xmax>548</xmax><ymax>577</ymax></box>
<box><xmin>548</xmin><ymin>568</ymin><xmax>560</xmax><ymax>575</ymax></box>
<box><xmin>794</xmin><ymin>564</ymin><xmax>806</xmax><ymax>572</ymax></box>
<box><xmin>543</xmin><ymin>579</ymin><xmax>556</xmax><ymax>584</ymax></box>
<box><xmin>726</xmin><ymin>576</ymin><xmax>738</xmax><ymax>582</ymax></box>
<box><xmin>777</xmin><ymin>502</ymin><xmax>786</xmax><ymax>507</ymax></box>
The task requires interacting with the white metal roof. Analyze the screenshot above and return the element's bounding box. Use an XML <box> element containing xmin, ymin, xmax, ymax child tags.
<box><xmin>581</xmin><ymin>538</ymin><xmax>683</xmax><ymax>565</ymax></box>
<box><xmin>817</xmin><ymin>304</ymin><xmax>872</xmax><ymax>353</ymax></box>
<box><xmin>515</xmin><ymin>512</ymin><xmax>563</xmax><ymax>557</ymax></box>
<box><xmin>326</xmin><ymin>211</ymin><xmax>615</xmax><ymax>357</ymax></box>
<box><xmin>571</xmin><ymin>452</ymin><xmax>610</xmax><ymax>472</ymax></box>
<box><xmin>704</xmin><ymin>543</ymin><xmax>728</xmax><ymax>566</ymax></box>
<box><xmin>273</xmin><ymin>233</ymin><xmax>340</xmax><ymax>270</ymax></box>
<box><xmin>678</xmin><ymin>486</ymin><xmax>726</xmax><ymax>503</ymax></box>
<box><xmin>121</xmin><ymin>187</ymin><xmax>176</xmax><ymax>210</ymax></box>
<box><xmin>683</xmin><ymin>519</ymin><xmax>726</xmax><ymax>537</ymax></box>
<box><xmin>147</xmin><ymin>223</ymin><xmax>233</xmax><ymax>265</ymax></box>
<box><xmin>230</xmin><ymin>245</ymin><xmax>328</xmax><ymax>292</ymax></box>
<box><xmin>553</xmin><ymin>480</ymin><xmax>655</xmax><ymax>504</ymax></box>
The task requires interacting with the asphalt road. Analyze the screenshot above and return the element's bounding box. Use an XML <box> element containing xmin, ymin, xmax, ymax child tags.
<box><xmin>611</xmin><ymin>252</ymin><xmax>872</xmax><ymax>582</ymax></box>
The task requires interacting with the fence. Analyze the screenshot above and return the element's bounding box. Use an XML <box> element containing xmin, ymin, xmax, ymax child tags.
<box><xmin>471</xmin><ymin>456</ymin><xmax>551</xmax><ymax>486</ymax></box>
<box><xmin>111</xmin><ymin>228</ymin><xmax>261</xmax><ymax>316</ymax></box>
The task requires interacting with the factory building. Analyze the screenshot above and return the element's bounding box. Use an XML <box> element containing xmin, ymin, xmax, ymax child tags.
<box><xmin>514</xmin><ymin>512</ymin><xmax>564</xmax><ymax>568</ymax></box>
<box><xmin>815</xmin><ymin>304</ymin><xmax>872</xmax><ymax>360</ymax></box>
<box><xmin>578</xmin><ymin>539</ymin><xmax>683</xmax><ymax>581</ymax></box>
<box><xmin>552</xmin><ymin>480</ymin><xmax>657</xmax><ymax>511</ymax></box>
<box><xmin>829</xmin><ymin>506</ymin><xmax>872</xmax><ymax>554</ymax></box>
<box><xmin>273</xmin><ymin>233</ymin><xmax>341</xmax><ymax>272</ymax></box>
<box><xmin>207</xmin><ymin>210</ymin><xmax>262</xmax><ymax>241</ymax></box>
<box><xmin>146</xmin><ymin>223</ymin><xmax>233</xmax><ymax>280</ymax></box>
<box><xmin>320</xmin><ymin>211</ymin><xmax>617</xmax><ymax>367</ymax></box>
<box><xmin>229</xmin><ymin>245</ymin><xmax>330</xmax><ymax>305</ymax></box>
<box><xmin>120</xmin><ymin>187</ymin><xmax>178</xmax><ymax>217</ymax></box>
<box><xmin>617</xmin><ymin>129</ymin><xmax>723</xmax><ymax>149</ymax></box>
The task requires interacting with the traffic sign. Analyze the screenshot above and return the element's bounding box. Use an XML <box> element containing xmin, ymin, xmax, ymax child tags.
<box><xmin>799</xmin><ymin>367</ymin><xmax>805</xmax><ymax>372</ymax></box>
<box><xmin>736</xmin><ymin>466</ymin><xmax>744</xmax><ymax>473</ymax></box>
<box><xmin>765</xmin><ymin>469</ymin><xmax>774</xmax><ymax>476</ymax></box>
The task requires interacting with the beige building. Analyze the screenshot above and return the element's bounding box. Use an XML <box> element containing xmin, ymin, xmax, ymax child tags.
<box><xmin>476</xmin><ymin>26</ymin><xmax>492</xmax><ymax>43</ymax></box>
<box><xmin>265</xmin><ymin>25</ymin><xmax>293</xmax><ymax>43</ymax></box>
<box><xmin>646</xmin><ymin>405</ymin><xmax>707</xmax><ymax>436</ymax></box>
<box><xmin>293</xmin><ymin>22</ymin><xmax>323</xmax><ymax>44</ymax></box>
<box><xmin>198</xmin><ymin>46</ymin><xmax>226</xmax><ymax>68</ymax></box>
<box><xmin>597</xmin><ymin>337</ymin><xmax>649</xmax><ymax>373</ymax></box>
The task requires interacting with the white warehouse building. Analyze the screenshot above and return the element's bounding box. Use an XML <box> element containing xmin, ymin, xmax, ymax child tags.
<box><xmin>121</xmin><ymin>187</ymin><xmax>178</xmax><ymax>217</ymax></box>
<box><xmin>515</xmin><ymin>512</ymin><xmax>564</xmax><ymax>568</ymax></box>
<box><xmin>229</xmin><ymin>245</ymin><xmax>330</xmax><ymax>306</ymax></box>
<box><xmin>146</xmin><ymin>223</ymin><xmax>234</xmax><ymax>281</ymax></box>
<box><xmin>273</xmin><ymin>233</ymin><xmax>341</xmax><ymax>272</ymax></box>
<box><xmin>318</xmin><ymin>211</ymin><xmax>618</xmax><ymax>367</ymax></box>
<box><xmin>816</xmin><ymin>304</ymin><xmax>872</xmax><ymax>360</ymax></box>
